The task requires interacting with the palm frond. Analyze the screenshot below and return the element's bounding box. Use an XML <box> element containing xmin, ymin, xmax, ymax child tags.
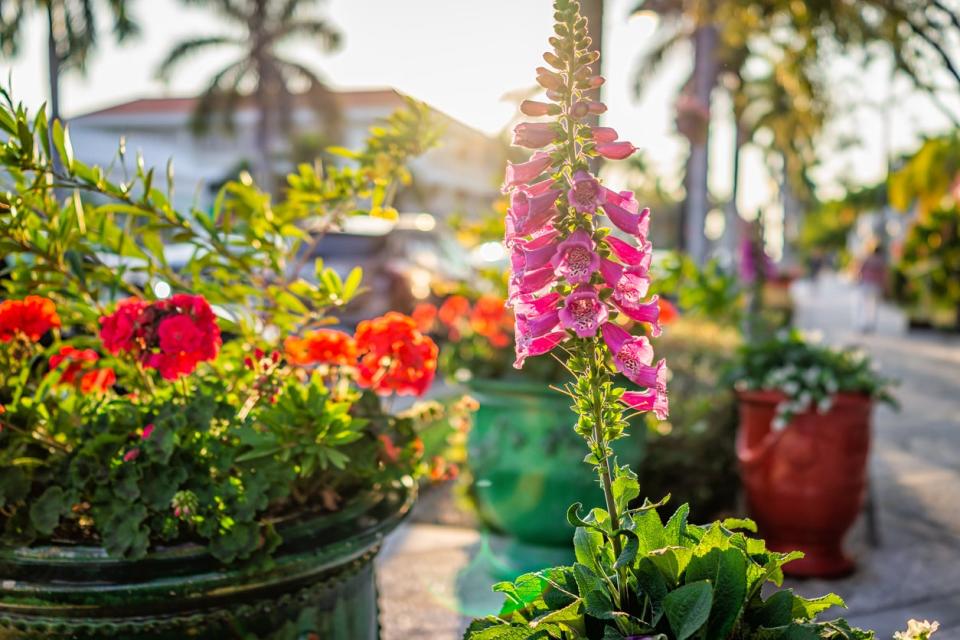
<box><xmin>190</xmin><ymin>58</ymin><xmax>251</xmax><ymax>135</ymax></box>
<box><xmin>271</xmin><ymin>18</ymin><xmax>342</xmax><ymax>52</ymax></box>
<box><xmin>179</xmin><ymin>0</ymin><xmax>248</xmax><ymax>22</ymax></box>
<box><xmin>633</xmin><ymin>25</ymin><xmax>689</xmax><ymax>97</ymax></box>
<box><xmin>0</xmin><ymin>3</ymin><xmax>26</xmax><ymax>56</ymax></box>
<box><xmin>274</xmin><ymin>56</ymin><xmax>340</xmax><ymax>129</ymax></box>
<box><xmin>157</xmin><ymin>36</ymin><xmax>240</xmax><ymax>81</ymax></box>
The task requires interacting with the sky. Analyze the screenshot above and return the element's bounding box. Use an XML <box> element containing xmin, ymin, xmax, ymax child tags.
<box><xmin>3</xmin><ymin>0</ymin><xmax>958</xmax><ymax>220</ymax></box>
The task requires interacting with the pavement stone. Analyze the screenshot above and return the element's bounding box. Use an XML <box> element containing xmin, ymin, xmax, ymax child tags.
<box><xmin>378</xmin><ymin>273</ymin><xmax>960</xmax><ymax>639</ymax></box>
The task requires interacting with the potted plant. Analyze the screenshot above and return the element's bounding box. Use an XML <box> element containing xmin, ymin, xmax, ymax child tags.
<box><xmin>0</xmin><ymin>93</ymin><xmax>464</xmax><ymax>638</ymax></box>
<box><xmin>463</xmin><ymin>3</ymin><xmax>929</xmax><ymax>637</ymax></box>
<box><xmin>731</xmin><ymin>330</ymin><xmax>896</xmax><ymax>578</ymax></box>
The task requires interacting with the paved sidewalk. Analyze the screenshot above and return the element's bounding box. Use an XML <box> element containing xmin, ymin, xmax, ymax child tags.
<box><xmin>788</xmin><ymin>275</ymin><xmax>960</xmax><ymax>638</ymax></box>
<box><xmin>378</xmin><ymin>273</ymin><xmax>960</xmax><ymax>639</ymax></box>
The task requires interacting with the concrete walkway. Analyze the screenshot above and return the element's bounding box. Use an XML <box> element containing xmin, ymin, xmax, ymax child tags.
<box><xmin>377</xmin><ymin>273</ymin><xmax>960</xmax><ymax>639</ymax></box>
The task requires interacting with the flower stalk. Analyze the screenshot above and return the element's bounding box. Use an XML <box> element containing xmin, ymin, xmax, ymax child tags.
<box><xmin>503</xmin><ymin>0</ymin><xmax>668</xmax><ymax>608</ymax></box>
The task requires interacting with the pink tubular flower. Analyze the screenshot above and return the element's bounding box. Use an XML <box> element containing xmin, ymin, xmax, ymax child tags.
<box><xmin>142</xmin><ymin>423</ymin><xmax>155</xmax><ymax>440</ymax></box>
<box><xmin>603</xmin><ymin>189</ymin><xmax>640</xmax><ymax>213</ymax></box>
<box><xmin>552</xmin><ymin>229</ymin><xmax>600</xmax><ymax>285</ymax></box>
<box><xmin>623</xmin><ymin>387</ymin><xmax>669</xmax><ymax>420</ymax></box>
<box><xmin>630</xmin><ymin>358</ymin><xmax>669</xmax><ymax>391</ymax></box>
<box><xmin>606</xmin><ymin>236</ymin><xmax>652</xmax><ymax>272</ymax></box>
<box><xmin>603</xmin><ymin>201</ymin><xmax>651</xmax><ymax>238</ymax></box>
<box><xmin>616</xmin><ymin>295</ymin><xmax>663</xmax><ymax>337</ymax></box>
<box><xmin>513</xmin><ymin>122</ymin><xmax>557</xmax><ymax>149</ymax></box>
<box><xmin>601</xmin><ymin>323</ymin><xmax>654</xmax><ymax>383</ymax></box>
<box><xmin>509</xmin><ymin>266</ymin><xmax>557</xmax><ymax>302</ymax></box>
<box><xmin>600</xmin><ymin>259</ymin><xmax>651</xmax><ymax>310</ymax></box>
<box><xmin>520</xmin><ymin>100</ymin><xmax>555</xmax><ymax>117</ymax></box>
<box><xmin>504</xmin><ymin>152</ymin><xmax>553</xmax><ymax>190</ymax></box>
<box><xmin>513</xmin><ymin>292</ymin><xmax>561</xmax><ymax>316</ymax></box>
<box><xmin>535</xmin><ymin>67</ymin><xmax>564</xmax><ymax>90</ymax></box>
<box><xmin>596</xmin><ymin>141</ymin><xmax>638</xmax><ymax>160</ymax></box>
<box><xmin>567</xmin><ymin>170</ymin><xmax>603</xmax><ymax>213</ymax></box>
<box><xmin>591</xmin><ymin>127</ymin><xmax>619</xmax><ymax>143</ymax></box>
<box><xmin>506</xmin><ymin>188</ymin><xmax>561</xmax><ymax>243</ymax></box>
<box><xmin>518</xmin><ymin>308</ymin><xmax>561</xmax><ymax>339</ymax></box>
<box><xmin>559</xmin><ymin>287</ymin><xmax>608</xmax><ymax>338</ymax></box>
<box><xmin>514</xmin><ymin>330</ymin><xmax>566</xmax><ymax>369</ymax></box>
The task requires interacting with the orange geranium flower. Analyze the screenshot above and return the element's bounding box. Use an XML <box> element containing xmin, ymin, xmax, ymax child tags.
<box><xmin>438</xmin><ymin>295</ymin><xmax>470</xmax><ymax>327</ymax></box>
<box><xmin>470</xmin><ymin>294</ymin><xmax>512</xmax><ymax>347</ymax></box>
<box><xmin>0</xmin><ymin>296</ymin><xmax>61</xmax><ymax>342</ymax></box>
<box><xmin>80</xmin><ymin>368</ymin><xmax>117</xmax><ymax>394</ymax></box>
<box><xmin>284</xmin><ymin>329</ymin><xmax>357</xmax><ymax>366</ymax></box>
<box><xmin>411</xmin><ymin>303</ymin><xmax>438</xmax><ymax>333</ymax></box>
<box><xmin>354</xmin><ymin>312</ymin><xmax>438</xmax><ymax>397</ymax></box>
<box><xmin>657</xmin><ymin>297</ymin><xmax>679</xmax><ymax>325</ymax></box>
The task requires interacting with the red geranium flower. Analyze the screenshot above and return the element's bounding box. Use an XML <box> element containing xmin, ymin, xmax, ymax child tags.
<box><xmin>99</xmin><ymin>298</ymin><xmax>149</xmax><ymax>354</ymax></box>
<box><xmin>80</xmin><ymin>368</ymin><xmax>116</xmax><ymax>394</ymax></box>
<box><xmin>99</xmin><ymin>294</ymin><xmax>221</xmax><ymax>380</ymax></box>
<box><xmin>354</xmin><ymin>312</ymin><xmax>438</xmax><ymax>397</ymax></box>
<box><xmin>49</xmin><ymin>346</ymin><xmax>100</xmax><ymax>383</ymax></box>
<box><xmin>284</xmin><ymin>329</ymin><xmax>357</xmax><ymax>366</ymax></box>
<box><xmin>0</xmin><ymin>296</ymin><xmax>61</xmax><ymax>342</ymax></box>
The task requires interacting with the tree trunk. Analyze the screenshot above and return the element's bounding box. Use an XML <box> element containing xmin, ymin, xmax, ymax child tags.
<box><xmin>46</xmin><ymin>5</ymin><xmax>61</xmax><ymax>122</ymax></box>
<box><xmin>252</xmin><ymin>0</ymin><xmax>273</xmax><ymax>191</ymax></box>
<box><xmin>684</xmin><ymin>24</ymin><xmax>718</xmax><ymax>264</ymax></box>
<box><xmin>722</xmin><ymin>118</ymin><xmax>743</xmax><ymax>261</ymax></box>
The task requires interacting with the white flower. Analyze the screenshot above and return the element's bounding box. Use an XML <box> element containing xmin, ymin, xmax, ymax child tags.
<box><xmin>783</xmin><ymin>381</ymin><xmax>799</xmax><ymax>396</ymax></box>
<box><xmin>894</xmin><ymin>619</ymin><xmax>940</xmax><ymax>640</ymax></box>
<box><xmin>772</xmin><ymin>416</ymin><xmax>789</xmax><ymax>431</ymax></box>
<box><xmin>817</xmin><ymin>396</ymin><xmax>834</xmax><ymax>413</ymax></box>
<box><xmin>798</xmin><ymin>392</ymin><xmax>812</xmax><ymax>408</ymax></box>
<box><xmin>825</xmin><ymin>378</ymin><xmax>839</xmax><ymax>394</ymax></box>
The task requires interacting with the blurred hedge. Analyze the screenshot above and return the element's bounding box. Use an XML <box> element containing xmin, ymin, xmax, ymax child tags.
<box><xmin>639</xmin><ymin>317</ymin><xmax>741</xmax><ymax>518</ymax></box>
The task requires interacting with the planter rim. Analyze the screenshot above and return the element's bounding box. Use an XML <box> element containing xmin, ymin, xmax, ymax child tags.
<box><xmin>0</xmin><ymin>480</ymin><xmax>416</xmax><ymax>569</ymax></box>
<box><xmin>736</xmin><ymin>389</ymin><xmax>873</xmax><ymax>406</ymax></box>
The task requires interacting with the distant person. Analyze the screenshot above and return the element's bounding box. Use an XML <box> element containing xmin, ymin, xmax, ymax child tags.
<box><xmin>856</xmin><ymin>246</ymin><xmax>887</xmax><ymax>333</ymax></box>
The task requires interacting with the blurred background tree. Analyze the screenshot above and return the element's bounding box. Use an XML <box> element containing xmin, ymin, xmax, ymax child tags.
<box><xmin>631</xmin><ymin>0</ymin><xmax>960</xmax><ymax>265</ymax></box>
<box><xmin>157</xmin><ymin>0</ymin><xmax>342</xmax><ymax>187</ymax></box>
<box><xmin>0</xmin><ymin>0</ymin><xmax>138</xmax><ymax>121</ymax></box>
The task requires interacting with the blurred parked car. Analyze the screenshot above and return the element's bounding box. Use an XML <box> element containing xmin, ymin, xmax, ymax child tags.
<box><xmin>297</xmin><ymin>213</ymin><xmax>474</xmax><ymax>325</ymax></box>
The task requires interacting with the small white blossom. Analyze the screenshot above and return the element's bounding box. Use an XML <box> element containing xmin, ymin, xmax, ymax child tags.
<box><xmin>772</xmin><ymin>416</ymin><xmax>789</xmax><ymax>431</ymax></box>
<box><xmin>783</xmin><ymin>381</ymin><xmax>799</xmax><ymax>395</ymax></box>
<box><xmin>894</xmin><ymin>619</ymin><xmax>940</xmax><ymax>640</ymax></box>
<box><xmin>817</xmin><ymin>396</ymin><xmax>834</xmax><ymax>413</ymax></box>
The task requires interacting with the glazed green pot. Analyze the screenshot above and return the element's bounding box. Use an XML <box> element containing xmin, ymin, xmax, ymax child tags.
<box><xmin>0</xmin><ymin>482</ymin><xmax>415</xmax><ymax>639</ymax></box>
<box><xmin>468</xmin><ymin>379</ymin><xmax>644</xmax><ymax>547</ymax></box>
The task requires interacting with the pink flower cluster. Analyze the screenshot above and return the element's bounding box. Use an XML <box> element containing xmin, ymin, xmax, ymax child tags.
<box><xmin>99</xmin><ymin>294</ymin><xmax>222</xmax><ymax>380</ymax></box>
<box><xmin>503</xmin><ymin>88</ymin><xmax>668</xmax><ymax>419</ymax></box>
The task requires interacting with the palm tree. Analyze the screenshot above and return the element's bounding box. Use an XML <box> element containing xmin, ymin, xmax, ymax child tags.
<box><xmin>158</xmin><ymin>0</ymin><xmax>342</xmax><ymax>188</ymax></box>
<box><xmin>0</xmin><ymin>0</ymin><xmax>138</xmax><ymax>122</ymax></box>
<box><xmin>632</xmin><ymin>0</ymin><xmax>960</xmax><ymax>263</ymax></box>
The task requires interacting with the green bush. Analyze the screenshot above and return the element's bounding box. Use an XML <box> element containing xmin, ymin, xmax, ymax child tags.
<box><xmin>640</xmin><ymin>317</ymin><xmax>740</xmax><ymax>518</ymax></box>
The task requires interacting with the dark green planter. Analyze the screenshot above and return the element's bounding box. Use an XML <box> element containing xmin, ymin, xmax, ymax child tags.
<box><xmin>468</xmin><ymin>379</ymin><xmax>644</xmax><ymax>547</ymax></box>
<box><xmin>0</xmin><ymin>482</ymin><xmax>415</xmax><ymax>639</ymax></box>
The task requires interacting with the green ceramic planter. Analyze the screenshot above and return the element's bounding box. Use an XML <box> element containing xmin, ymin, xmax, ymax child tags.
<box><xmin>0</xmin><ymin>482</ymin><xmax>415</xmax><ymax>639</ymax></box>
<box><xmin>468</xmin><ymin>379</ymin><xmax>644</xmax><ymax>547</ymax></box>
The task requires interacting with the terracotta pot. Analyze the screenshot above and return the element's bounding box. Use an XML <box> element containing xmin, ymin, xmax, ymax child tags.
<box><xmin>736</xmin><ymin>390</ymin><xmax>871</xmax><ymax>578</ymax></box>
